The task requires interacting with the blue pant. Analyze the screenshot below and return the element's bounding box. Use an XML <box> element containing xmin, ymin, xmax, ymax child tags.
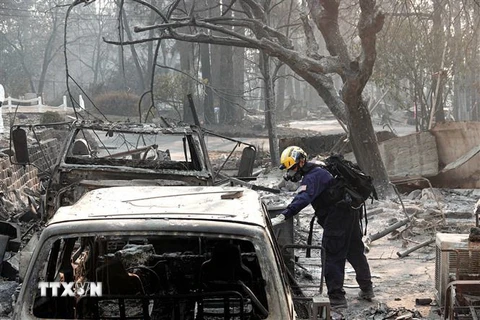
<box><xmin>319</xmin><ymin>203</ymin><xmax>372</xmax><ymax>299</ymax></box>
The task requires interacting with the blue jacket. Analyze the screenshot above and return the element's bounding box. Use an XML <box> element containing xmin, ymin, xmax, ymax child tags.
<box><xmin>282</xmin><ymin>163</ymin><xmax>334</xmax><ymax>219</ymax></box>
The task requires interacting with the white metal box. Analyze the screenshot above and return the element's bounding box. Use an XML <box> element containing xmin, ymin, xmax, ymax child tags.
<box><xmin>435</xmin><ymin>233</ymin><xmax>480</xmax><ymax>307</ymax></box>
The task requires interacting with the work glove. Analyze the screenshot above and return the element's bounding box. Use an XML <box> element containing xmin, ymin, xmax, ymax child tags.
<box><xmin>270</xmin><ymin>214</ymin><xmax>286</xmax><ymax>226</ymax></box>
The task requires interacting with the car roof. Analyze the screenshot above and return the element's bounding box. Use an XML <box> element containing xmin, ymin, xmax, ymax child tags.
<box><xmin>48</xmin><ymin>186</ymin><xmax>267</xmax><ymax>227</ymax></box>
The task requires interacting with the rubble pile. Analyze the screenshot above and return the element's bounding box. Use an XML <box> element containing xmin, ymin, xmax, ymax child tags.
<box><xmin>362</xmin><ymin>303</ymin><xmax>424</xmax><ymax>320</ymax></box>
<box><xmin>0</xmin><ymin>186</ymin><xmax>42</xmax><ymax>318</ymax></box>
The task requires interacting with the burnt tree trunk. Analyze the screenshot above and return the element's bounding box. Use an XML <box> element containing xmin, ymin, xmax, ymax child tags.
<box><xmin>343</xmin><ymin>93</ymin><xmax>390</xmax><ymax>195</ymax></box>
<box><xmin>200</xmin><ymin>42</ymin><xmax>214</xmax><ymax>124</ymax></box>
<box><xmin>179</xmin><ymin>41</ymin><xmax>194</xmax><ymax>123</ymax></box>
<box><xmin>232</xmin><ymin>43</ymin><xmax>245</xmax><ymax>122</ymax></box>
<box><xmin>261</xmin><ymin>52</ymin><xmax>280</xmax><ymax>166</ymax></box>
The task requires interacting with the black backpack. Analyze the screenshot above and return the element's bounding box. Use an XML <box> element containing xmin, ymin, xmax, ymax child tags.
<box><xmin>308</xmin><ymin>154</ymin><xmax>378</xmax><ymax>240</ymax></box>
<box><xmin>323</xmin><ymin>154</ymin><xmax>378</xmax><ymax>208</ymax></box>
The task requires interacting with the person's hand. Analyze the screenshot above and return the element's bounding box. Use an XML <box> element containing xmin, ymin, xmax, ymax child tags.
<box><xmin>270</xmin><ymin>214</ymin><xmax>286</xmax><ymax>226</ymax></box>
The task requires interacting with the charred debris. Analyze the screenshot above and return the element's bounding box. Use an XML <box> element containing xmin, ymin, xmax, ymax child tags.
<box><xmin>0</xmin><ymin>118</ymin><xmax>276</xmax><ymax>280</ymax></box>
<box><xmin>1</xmin><ymin>117</ymin><xmax>480</xmax><ymax>319</ymax></box>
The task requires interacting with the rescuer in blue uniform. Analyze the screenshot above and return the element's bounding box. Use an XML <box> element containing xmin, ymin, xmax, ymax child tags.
<box><xmin>270</xmin><ymin>146</ymin><xmax>374</xmax><ymax>309</ymax></box>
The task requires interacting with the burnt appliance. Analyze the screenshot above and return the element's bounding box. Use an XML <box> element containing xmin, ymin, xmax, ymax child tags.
<box><xmin>436</xmin><ymin>233</ymin><xmax>480</xmax><ymax>319</ymax></box>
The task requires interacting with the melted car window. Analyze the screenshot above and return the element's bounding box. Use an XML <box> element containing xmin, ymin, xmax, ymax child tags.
<box><xmin>32</xmin><ymin>235</ymin><xmax>269</xmax><ymax>319</ymax></box>
<box><xmin>65</xmin><ymin>128</ymin><xmax>202</xmax><ymax>171</ymax></box>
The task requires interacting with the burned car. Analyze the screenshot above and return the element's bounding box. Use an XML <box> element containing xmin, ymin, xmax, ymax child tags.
<box><xmin>13</xmin><ymin>186</ymin><xmax>296</xmax><ymax>319</ymax></box>
<box><xmin>11</xmin><ymin>120</ymin><xmax>216</xmax><ymax>220</ymax></box>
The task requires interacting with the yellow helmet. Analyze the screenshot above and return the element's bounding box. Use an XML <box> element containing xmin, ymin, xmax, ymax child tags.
<box><xmin>279</xmin><ymin>146</ymin><xmax>307</xmax><ymax>170</ymax></box>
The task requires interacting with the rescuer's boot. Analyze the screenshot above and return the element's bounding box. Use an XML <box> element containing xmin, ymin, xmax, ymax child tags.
<box><xmin>358</xmin><ymin>288</ymin><xmax>375</xmax><ymax>301</ymax></box>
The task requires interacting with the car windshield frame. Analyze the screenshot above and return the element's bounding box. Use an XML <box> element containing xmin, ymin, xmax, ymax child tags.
<box><xmin>62</xmin><ymin>123</ymin><xmax>209</xmax><ymax>174</ymax></box>
<box><xmin>26</xmin><ymin>228</ymin><xmax>280</xmax><ymax>320</ymax></box>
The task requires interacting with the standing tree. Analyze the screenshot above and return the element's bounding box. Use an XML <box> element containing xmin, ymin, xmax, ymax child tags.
<box><xmin>117</xmin><ymin>0</ymin><xmax>390</xmax><ymax>196</ymax></box>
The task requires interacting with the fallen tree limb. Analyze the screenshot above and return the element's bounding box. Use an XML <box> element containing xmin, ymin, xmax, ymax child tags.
<box><xmin>364</xmin><ymin>218</ymin><xmax>410</xmax><ymax>253</ymax></box>
<box><xmin>396</xmin><ymin>238</ymin><xmax>435</xmax><ymax>258</ymax></box>
<box><xmin>367</xmin><ymin>218</ymin><xmax>410</xmax><ymax>243</ymax></box>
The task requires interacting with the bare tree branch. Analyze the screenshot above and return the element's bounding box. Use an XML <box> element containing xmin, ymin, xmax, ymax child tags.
<box><xmin>308</xmin><ymin>0</ymin><xmax>351</xmax><ymax>65</ymax></box>
<box><xmin>104</xmin><ymin>33</ymin><xmax>257</xmax><ymax>48</ymax></box>
<box><xmin>357</xmin><ymin>0</ymin><xmax>385</xmax><ymax>85</ymax></box>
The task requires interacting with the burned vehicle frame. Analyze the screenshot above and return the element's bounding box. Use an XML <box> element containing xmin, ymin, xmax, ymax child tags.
<box><xmin>13</xmin><ymin>186</ymin><xmax>297</xmax><ymax>320</ymax></box>
<box><xmin>11</xmin><ymin>120</ymin><xmax>216</xmax><ymax>220</ymax></box>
